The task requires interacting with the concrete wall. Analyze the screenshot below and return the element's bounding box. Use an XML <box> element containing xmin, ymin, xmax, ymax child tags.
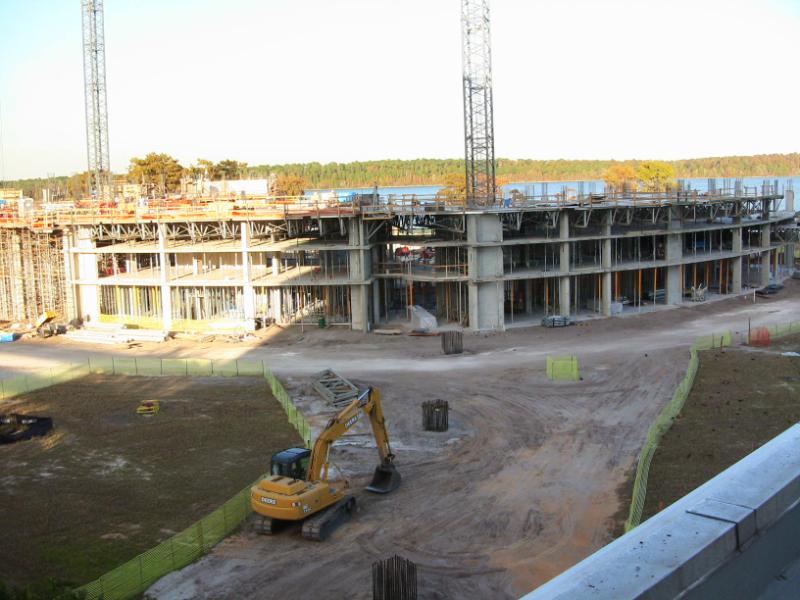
<box><xmin>521</xmin><ymin>424</ymin><xmax>800</xmax><ymax>600</ymax></box>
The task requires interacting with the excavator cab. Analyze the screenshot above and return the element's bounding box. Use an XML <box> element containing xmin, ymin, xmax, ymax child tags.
<box><xmin>270</xmin><ymin>447</ymin><xmax>311</xmax><ymax>480</ymax></box>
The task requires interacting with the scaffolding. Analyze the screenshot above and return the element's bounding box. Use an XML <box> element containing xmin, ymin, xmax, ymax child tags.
<box><xmin>0</xmin><ymin>228</ymin><xmax>66</xmax><ymax>323</ymax></box>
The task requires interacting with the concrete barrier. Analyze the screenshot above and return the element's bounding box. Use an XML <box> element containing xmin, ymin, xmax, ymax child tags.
<box><xmin>521</xmin><ymin>424</ymin><xmax>800</xmax><ymax>599</ymax></box>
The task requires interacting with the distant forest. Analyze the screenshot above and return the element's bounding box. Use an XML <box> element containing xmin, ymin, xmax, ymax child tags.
<box><xmin>4</xmin><ymin>153</ymin><xmax>800</xmax><ymax>199</ymax></box>
<box><xmin>245</xmin><ymin>154</ymin><xmax>800</xmax><ymax>188</ymax></box>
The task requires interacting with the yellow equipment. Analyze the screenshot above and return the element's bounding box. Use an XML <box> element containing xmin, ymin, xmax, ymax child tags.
<box><xmin>136</xmin><ymin>400</ymin><xmax>160</xmax><ymax>416</ymax></box>
<box><xmin>250</xmin><ymin>387</ymin><xmax>401</xmax><ymax>541</ymax></box>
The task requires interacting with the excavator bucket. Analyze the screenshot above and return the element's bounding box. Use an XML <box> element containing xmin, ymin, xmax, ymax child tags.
<box><xmin>366</xmin><ymin>460</ymin><xmax>401</xmax><ymax>494</ymax></box>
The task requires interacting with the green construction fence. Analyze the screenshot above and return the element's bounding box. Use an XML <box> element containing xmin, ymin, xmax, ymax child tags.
<box><xmin>0</xmin><ymin>355</ymin><xmax>314</xmax><ymax>600</ymax></box>
<box><xmin>765</xmin><ymin>320</ymin><xmax>800</xmax><ymax>340</ymax></box>
<box><xmin>546</xmin><ymin>355</ymin><xmax>580</xmax><ymax>381</ymax></box>
<box><xmin>624</xmin><ymin>330</ymin><xmax>732</xmax><ymax>531</ymax></box>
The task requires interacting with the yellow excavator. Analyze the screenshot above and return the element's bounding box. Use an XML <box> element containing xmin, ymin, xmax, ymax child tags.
<box><xmin>250</xmin><ymin>387</ymin><xmax>401</xmax><ymax>541</ymax></box>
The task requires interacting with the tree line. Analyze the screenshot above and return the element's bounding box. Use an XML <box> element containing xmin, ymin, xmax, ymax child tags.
<box><xmin>3</xmin><ymin>153</ymin><xmax>799</xmax><ymax>200</ymax></box>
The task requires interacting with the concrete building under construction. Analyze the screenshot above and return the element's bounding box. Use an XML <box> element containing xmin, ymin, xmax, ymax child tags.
<box><xmin>0</xmin><ymin>185</ymin><xmax>796</xmax><ymax>333</ymax></box>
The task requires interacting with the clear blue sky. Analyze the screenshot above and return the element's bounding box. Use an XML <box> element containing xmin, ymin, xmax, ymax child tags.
<box><xmin>0</xmin><ymin>0</ymin><xmax>798</xmax><ymax>180</ymax></box>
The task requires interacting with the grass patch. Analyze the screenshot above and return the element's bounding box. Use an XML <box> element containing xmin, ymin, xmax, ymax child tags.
<box><xmin>0</xmin><ymin>374</ymin><xmax>301</xmax><ymax>588</ymax></box>
<box><xmin>642</xmin><ymin>335</ymin><xmax>800</xmax><ymax>520</ymax></box>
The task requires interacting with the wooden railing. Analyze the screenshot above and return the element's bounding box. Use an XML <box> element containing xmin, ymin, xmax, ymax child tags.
<box><xmin>0</xmin><ymin>187</ymin><xmax>784</xmax><ymax>230</ymax></box>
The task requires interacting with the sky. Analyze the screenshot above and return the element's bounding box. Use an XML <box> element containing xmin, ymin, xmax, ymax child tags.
<box><xmin>0</xmin><ymin>0</ymin><xmax>798</xmax><ymax>180</ymax></box>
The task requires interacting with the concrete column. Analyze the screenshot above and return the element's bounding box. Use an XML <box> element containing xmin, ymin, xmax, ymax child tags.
<box><xmin>76</xmin><ymin>226</ymin><xmax>100</xmax><ymax>324</ymax></box>
<box><xmin>732</xmin><ymin>227</ymin><xmax>743</xmax><ymax>253</ymax></box>
<box><xmin>157</xmin><ymin>224</ymin><xmax>173</xmax><ymax>330</ymax></box>
<box><xmin>350</xmin><ymin>286</ymin><xmax>369</xmax><ymax>332</ymax></box>
<box><xmin>786</xmin><ymin>189</ymin><xmax>795</xmax><ymax>212</ymax></box>
<box><xmin>602</xmin><ymin>209</ymin><xmax>613</xmax><ymax>270</ymax></box>
<box><xmin>761</xmin><ymin>251</ymin><xmax>772</xmax><ymax>286</ymax></box>
<box><xmin>666</xmin><ymin>267</ymin><xmax>682</xmax><ymax>304</ymax></box>
<box><xmin>466</xmin><ymin>214</ymin><xmax>504</xmax><ymax>330</ymax></box>
<box><xmin>602</xmin><ymin>240</ymin><xmax>611</xmax><ymax>269</ymax></box>
<box><xmin>731</xmin><ymin>257</ymin><xmax>742</xmax><ymax>293</ymax></box>
<box><xmin>270</xmin><ymin>288</ymin><xmax>282</xmax><ymax>322</ymax></box>
<box><xmin>241</xmin><ymin>223</ymin><xmax>255</xmax><ymax>330</ymax></box>
<box><xmin>556</xmin><ymin>212</ymin><xmax>572</xmax><ymax>317</ymax></box>
<box><xmin>602</xmin><ymin>211</ymin><xmax>613</xmax><ymax>315</ymax></box>
<box><xmin>559</xmin><ymin>211</ymin><xmax>570</xmax><ymax>273</ymax></box>
<box><xmin>761</xmin><ymin>224</ymin><xmax>771</xmax><ymax>249</ymax></box>
<box><xmin>665</xmin><ymin>215</ymin><xmax>683</xmax><ymax>305</ymax></box>
<box><xmin>558</xmin><ymin>276</ymin><xmax>570</xmax><ymax>317</ymax></box>
<box><xmin>61</xmin><ymin>227</ymin><xmax>77</xmax><ymax>322</ymax></box>
<box><xmin>348</xmin><ymin>218</ymin><xmax>371</xmax><ymax>332</ymax></box>
<box><xmin>271</xmin><ymin>254</ymin><xmax>280</xmax><ymax>277</ymax></box>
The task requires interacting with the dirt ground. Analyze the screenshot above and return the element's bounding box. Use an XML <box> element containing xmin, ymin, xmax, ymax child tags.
<box><xmin>642</xmin><ymin>333</ymin><xmax>800</xmax><ymax>521</ymax></box>
<box><xmin>1</xmin><ymin>280</ymin><xmax>800</xmax><ymax>599</ymax></box>
<box><xmin>0</xmin><ymin>375</ymin><xmax>300</xmax><ymax>588</ymax></box>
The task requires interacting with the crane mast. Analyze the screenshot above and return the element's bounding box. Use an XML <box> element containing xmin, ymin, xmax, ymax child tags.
<box><xmin>81</xmin><ymin>0</ymin><xmax>111</xmax><ymax>201</ymax></box>
<box><xmin>461</xmin><ymin>0</ymin><xmax>497</xmax><ymax>207</ymax></box>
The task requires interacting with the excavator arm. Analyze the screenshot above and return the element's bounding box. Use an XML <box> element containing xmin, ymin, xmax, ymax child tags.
<box><xmin>307</xmin><ymin>387</ymin><xmax>400</xmax><ymax>494</ymax></box>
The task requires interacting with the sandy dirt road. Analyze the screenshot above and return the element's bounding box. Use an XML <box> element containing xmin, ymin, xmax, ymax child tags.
<box><xmin>2</xmin><ymin>285</ymin><xmax>799</xmax><ymax>599</ymax></box>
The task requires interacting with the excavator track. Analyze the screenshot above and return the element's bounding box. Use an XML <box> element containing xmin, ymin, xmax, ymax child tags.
<box><xmin>253</xmin><ymin>515</ymin><xmax>278</xmax><ymax>536</ymax></box>
<box><xmin>301</xmin><ymin>497</ymin><xmax>357</xmax><ymax>541</ymax></box>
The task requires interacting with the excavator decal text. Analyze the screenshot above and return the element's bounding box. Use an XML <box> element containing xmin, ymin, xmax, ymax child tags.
<box><xmin>344</xmin><ymin>411</ymin><xmax>362</xmax><ymax>429</ymax></box>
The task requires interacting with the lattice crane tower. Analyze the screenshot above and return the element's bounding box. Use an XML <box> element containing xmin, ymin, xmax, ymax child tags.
<box><xmin>461</xmin><ymin>0</ymin><xmax>496</xmax><ymax>207</ymax></box>
<box><xmin>81</xmin><ymin>0</ymin><xmax>111</xmax><ymax>200</ymax></box>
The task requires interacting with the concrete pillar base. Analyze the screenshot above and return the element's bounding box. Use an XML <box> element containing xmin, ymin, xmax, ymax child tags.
<box><xmin>559</xmin><ymin>276</ymin><xmax>570</xmax><ymax>317</ymax></box>
<box><xmin>666</xmin><ymin>265</ymin><xmax>682</xmax><ymax>305</ymax></box>
<box><xmin>761</xmin><ymin>252</ymin><xmax>772</xmax><ymax>286</ymax></box>
<box><xmin>732</xmin><ymin>257</ymin><xmax>742</xmax><ymax>294</ymax></box>
<box><xmin>350</xmin><ymin>285</ymin><xmax>369</xmax><ymax>332</ymax></box>
<box><xmin>602</xmin><ymin>272</ymin><xmax>612</xmax><ymax>316</ymax></box>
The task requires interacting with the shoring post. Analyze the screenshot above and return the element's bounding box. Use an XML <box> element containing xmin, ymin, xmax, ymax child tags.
<box><xmin>197</xmin><ymin>520</ymin><xmax>205</xmax><ymax>553</ymax></box>
<box><xmin>138</xmin><ymin>555</ymin><xmax>144</xmax><ymax>592</ymax></box>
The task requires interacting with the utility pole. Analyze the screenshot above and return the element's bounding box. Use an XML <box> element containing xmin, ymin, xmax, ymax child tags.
<box><xmin>82</xmin><ymin>0</ymin><xmax>111</xmax><ymax>202</ymax></box>
<box><xmin>461</xmin><ymin>0</ymin><xmax>496</xmax><ymax>207</ymax></box>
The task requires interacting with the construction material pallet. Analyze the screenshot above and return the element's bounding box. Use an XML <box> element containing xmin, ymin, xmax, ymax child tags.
<box><xmin>311</xmin><ymin>369</ymin><xmax>359</xmax><ymax>408</ymax></box>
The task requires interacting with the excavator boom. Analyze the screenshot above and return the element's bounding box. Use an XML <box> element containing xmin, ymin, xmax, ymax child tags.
<box><xmin>306</xmin><ymin>387</ymin><xmax>401</xmax><ymax>494</ymax></box>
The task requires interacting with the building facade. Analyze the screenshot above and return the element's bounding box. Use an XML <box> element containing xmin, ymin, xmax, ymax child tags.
<box><xmin>1</xmin><ymin>188</ymin><xmax>797</xmax><ymax>332</ymax></box>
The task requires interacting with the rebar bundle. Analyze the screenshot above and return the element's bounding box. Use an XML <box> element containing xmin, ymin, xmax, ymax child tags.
<box><xmin>441</xmin><ymin>330</ymin><xmax>464</xmax><ymax>355</ymax></box>
<box><xmin>422</xmin><ymin>400</ymin><xmax>449</xmax><ymax>432</ymax></box>
<box><xmin>372</xmin><ymin>555</ymin><xmax>417</xmax><ymax>600</ymax></box>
